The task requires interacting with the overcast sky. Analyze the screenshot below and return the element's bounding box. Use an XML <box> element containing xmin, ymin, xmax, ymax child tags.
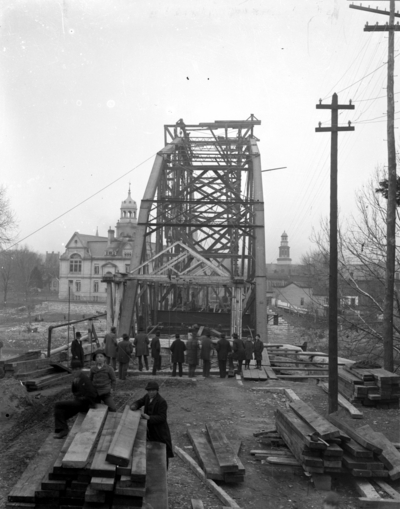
<box><xmin>1</xmin><ymin>0</ymin><xmax>398</xmax><ymax>263</ymax></box>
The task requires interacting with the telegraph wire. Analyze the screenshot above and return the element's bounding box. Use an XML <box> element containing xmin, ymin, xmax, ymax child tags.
<box><xmin>6</xmin><ymin>152</ymin><xmax>158</xmax><ymax>251</ymax></box>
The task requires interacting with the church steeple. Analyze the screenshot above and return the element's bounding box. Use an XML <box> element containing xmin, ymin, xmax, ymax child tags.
<box><xmin>115</xmin><ymin>185</ymin><xmax>138</xmax><ymax>238</ymax></box>
<box><xmin>277</xmin><ymin>231</ymin><xmax>292</xmax><ymax>264</ymax></box>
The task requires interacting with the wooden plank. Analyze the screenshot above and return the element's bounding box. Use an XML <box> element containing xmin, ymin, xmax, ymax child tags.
<box><xmin>173</xmin><ymin>446</ymin><xmax>242</xmax><ymax>509</ymax></box>
<box><xmin>319</xmin><ymin>382</ymin><xmax>363</xmax><ymax>419</ymax></box>
<box><xmin>251</xmin><ymin>449</ymin><xmax>294</xmax><ymax>457</ymax></box>
<box><xmin>277</xmin><ymin>374</ymin><xmax>329</xmax><ymax>379</ymax></box>
<box><xmin>90</xmin><ymin>477</ymin><xmax>114</xmax><ymax>491</ymax></box>
<box><xmin>191</xmin><ymin>500</ymin><xmax>204</xmax><ymax>509</ymax></box>
<box><xmin>62</xmin><ymin>406</ymin><xmax>108</xmax><ymax>468</ymax></box>
<box><xmin>89</xmin><ymin>413</ymin><xmax>119</xmax><ymax>478</ymax></box>
<box><xmin>356</xmin><ymin>426</ymin><xmax>400</xmax><ymax>480</ymax></box>
<box><xmin>8</xmin><ymin>434</ymin><xmax>65</xmax><ymax>503</ymax></box>
<box><xmin>251</xmin><ymin>387</ymin><xmax>285</xmax><ymax>393</ymax></box>
<box><xmin>206</xmin><ymin>422</ymin><xmax>238</xmax><ymax>473</ymax></box>
<box><xmin>342</xmin><ymin>439</ymin><xmax>374</xmax><ymax>458</ymax></box>
<box><xmin>84</xmin><ymin>486</ymin><xmax>105</xmax><ymax>503</ymax></box>
<box><xmin>284</xmin><ymin>389</ymin><xmax>301</xmax><ymax>402</ymax></box>
<box><xmin>106</xmin><ymin>406</ymin><xmax>141</xmax><ymax>466</ymax></box>
<box><xmin>289</xmin><ymin>400</ymin><xmax>340</xmax><ymax>440</ymax></box>
<box><xmin>342</xmin><ymin>453</ymin><xmax>384</xmax><ymax>471</ymax></box>
<box><xmin>115</xmin><ymin>476</ymin><xmax>146</xmax><ymax>497</ymax></box>
<box><xmin>143</xmin><ymin>442</ymin><xmax>168</xmax><ymax>509</ymax></box>
<box><xmin>374</xmin><ymin>480</ymin><xmax>400</xmax><ymax>500</ymax></box>
<box><xmin>327</xmin><ymin>414</ymin><xmax>382</xmax><ymax>454</ymax></box>
<box><xmin>264</xmin><ymin>366</ymin><xmax>278</xmax><ymax>380</ymax></box>
<box><xmin>275</xmin><ymin>408</ymin><xmax>327</xmax><ymax>450</ymax></box>
<box><xmin>131</xmin><ymin>418</ymin><xmax>147</xmax><ymax>482</ymax></box>
<box><xmin>358</xmin><ymin>499</ymin><xmax>400</xmax><ymax>508</ymax></box>
<box><xmin>187</xmin><ymin>427</ymin><xmax>224</xmax><ymax>481</ymax></box>
<box><xmin>266</xmin><ymin>457</ymin><xmax>301</xmax><ymax>466</ymax></box>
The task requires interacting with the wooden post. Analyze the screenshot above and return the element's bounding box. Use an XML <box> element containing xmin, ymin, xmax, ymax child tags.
<box><xmin>106</xmin><ymin>282</ymin><xmax>113</xmax><ymax>333</ymax></box>
<box><xmin>316</xmin><ymin>95</ymin><xmax>355</xmax><ymax>413</ymax></box>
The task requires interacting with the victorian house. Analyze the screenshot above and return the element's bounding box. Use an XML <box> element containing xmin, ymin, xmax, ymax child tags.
<box><xmin>58</xmin><ymin>188</ymin><xmax>145</xmax><ymax>302</ymax></box>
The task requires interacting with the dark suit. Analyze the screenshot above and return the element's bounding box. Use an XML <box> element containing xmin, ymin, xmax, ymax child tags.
<box><xmin>215</xmin><ymin>337</ymin><xmax>232</xmax><ymax>378</ymax></box>
<box><xmin>200</xmin><ymin>336</ymin><xmax>213</xmax><ymax>377</ymax></box>
<box><xmin>132</xmin><ymin>392</ymin><xmax>174</xmax><ymax>466</ymax></box>
<box><xmin>150</xmin><ymin>336</ymin><xmax>161</xmax><ymax>375</ymax></box>
<box><xmin>70</xmin><ymin>338</ymin><xmax>84</xmax><ymax>367</ymax></box>
<box><xmin>170</xmin><ymin>338</ymin><xmax>186</xmax><ymax>377</ymax></box>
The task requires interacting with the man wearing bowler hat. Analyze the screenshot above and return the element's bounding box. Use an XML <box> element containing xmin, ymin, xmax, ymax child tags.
<box><xmin>130</xmin><ymin>381</ymin><xmax>174</xmax><ymax>468</ymax></box>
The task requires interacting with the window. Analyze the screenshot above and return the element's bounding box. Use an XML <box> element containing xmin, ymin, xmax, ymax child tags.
<box><xmin>93</xmin><ymin>296</ymin><xmax>99</xmax><ymax>302</ymax></box>
<box><xmin>75</xmin><ymin>281</ymin><xmax>81</xmax><ymax>292</ymax></box>
<box><xmin>300</xmin><ymin>297</ymin><xmax>304</xmax><ymax>306</ymax></box>
<box><xmin>124</xmin><ymin>251</ymin><xmax>132</xmax><ymax>258</ymax></box>
<box><xmin>94</xmin><ymin>265</ymin><xmax>100</xmax><ymax>275</ymax></box>
<box><xmin>125</xmin><ymin>264</ymin><xmax>130</xmax><ymax>272</ymax></box>
<box><xmin>94</xmin><ymin>281</ymin><xmax>99</xmax><ymax>293</ymax></box>
<box><xmin>68</xmin><ymin>280</ymin><xmax>73</xmax><ymax>286</ymax></box>
<box><xmin>69</xmin><ymin>254</ymin><xmax>82</xmax><ymax>273</ymax></box>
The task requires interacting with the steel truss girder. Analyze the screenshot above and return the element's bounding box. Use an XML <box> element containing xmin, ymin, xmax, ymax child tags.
<box><xmin>116</xmin><ymin>117</ymin><xmax>267</xmax><ymax>341</ymax></box>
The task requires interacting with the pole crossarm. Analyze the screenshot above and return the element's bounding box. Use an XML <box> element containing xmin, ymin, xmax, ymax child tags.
<box><xmin>350</xmin><ymin>4</ymin><xmax>400</xmax><ymax>17</ymax></box>
<box><xmin>364</xmin><ymin>24</ymin><xmax>400</xmax><ymax>30</ymax></box>
<box><xmin>316</xmin><ymin>127</ymin><xmax>355</xmax><ymax>133</ymax></box>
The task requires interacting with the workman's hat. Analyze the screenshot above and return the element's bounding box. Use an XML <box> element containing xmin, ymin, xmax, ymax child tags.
<box><xmin>76</xmin><ymin>332</ymin><xmax>82</xmax><ymax>338</ymax></box>
<box><xmin>92</xmin><ymin>349</ymin><xmax>106</xmax><ymax>361</ymax></box>
<box><xmin>145</xmin><ymin>381</ymin><xmax>159</xmax><ymax>391</ymax></box>
<box><xmin>111</xmin><ymin>326</ymin><xmax>116</xmax><ymax>332</ymax></box>
<box><xmin>155</xmin><ymin>330</ymin><xmax>161</xmax><ymax>336</ymax></box>
<box><xmin>232</xmin><ymin>333</ymin><xmax>238</xmax><ymax>339</ymax></box>
<box><xmin>122</xmin><ymin>333</ymin><xmax>129</xmax><ymax>340</ymax></box>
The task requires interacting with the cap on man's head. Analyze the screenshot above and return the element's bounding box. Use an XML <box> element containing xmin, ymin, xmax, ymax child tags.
<box><xmin>145</xmin><ymin>381</ymin><xmax>159</xmax><ymax>391</ymax></box>
<box><xmin>175</xmin><ymin>333</ymin><xmax>180</xmax><ymax>338</ymax></box>
<box><xmin>220</xmin><ymin>333</ymin><xmax>226</xmax><ymax>339</ymax></box>
<box><xmin>122</xmin><ymin>333</ymin><xmax>129</xmax><ymax>340</ymax></box>
<box><xmin>232</xmin><ymin>333</ymin><xmax>238</xmax><ymax>339</ymax></box>
<box><xmin>92</xmin><ymin>349</ymin><xmax>106</xmax><ymax>361</ymax></box>
<box><xmin>111</xmin><ymin>327</ymin><xmax>116</xmax><ymax>333</ymax></box>
<box><xmin>76</xmin><ymin>332</ymin><xmax>82</xmax><ymax>338</ymax></box>
<box><xmin>155</xmin><ymin>331</ymin><xmax>161</xmax><ymax>336</ymax></box>
<box><xmin>71</xmin><ymin>359</ymin><xmax>82</xmax><ymax>369</ymax></box>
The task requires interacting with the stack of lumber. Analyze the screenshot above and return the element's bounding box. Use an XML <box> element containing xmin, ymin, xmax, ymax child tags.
<box><xmin>275</xmin><ymin>400</ymin><xmax>399</xmax><ymax>479</ymax></box>
<box><xmin>338</xmin><ymin>366</ymin><xmax>400</xmax><ymax>408</ymax></box>
<box><xmin>7</xmin><ymin>405</ymin><xmax>168</xmax><ymax>509</ymax></box>
<box><xmin>241</xmin><ymin>360</ymin><xmax>268</xmax><ymax>381</ymax></box>
<box><xmin>187</xmin><ymin>422</ymin><xmax>245</xmax><ymax>483</ymax></box>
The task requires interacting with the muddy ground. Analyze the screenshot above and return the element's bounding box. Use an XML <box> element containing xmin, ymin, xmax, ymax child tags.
<box><xmin>1</xmin><ymin>371</ymin><xmax>400</xmax><ymax>509</ymax></box>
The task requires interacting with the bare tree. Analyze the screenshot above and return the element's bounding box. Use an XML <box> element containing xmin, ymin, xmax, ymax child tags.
<box><xmin>13</xmin><ymin>247</ymin><xmax>42</xmax><ymax>321</ymax></box>
<box><xmin>0</xmin><ymin>250</ymin><xmax>15</xmax><ymax>305</ymax></box>
<box><xmin>0</xmin><ymin>186</ymin><xmax>17</xmax><ymax>248</ymax></box>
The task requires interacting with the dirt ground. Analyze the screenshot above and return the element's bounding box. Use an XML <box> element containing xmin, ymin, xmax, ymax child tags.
<box><xmin>1</xmin><ymin>371</ymin><xmax>400</xmax><ymax>509</ymax></box>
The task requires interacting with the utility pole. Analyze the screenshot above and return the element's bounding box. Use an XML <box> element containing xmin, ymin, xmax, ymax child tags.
<box><xmin>349</xmin><ymin>0</ymin><xmax>399</xmax><ymax>372</ymax></box>
<box><xmin>316</xmin><ymin>94</ymin><xmax>355</xmax><ymax>414</ymax></box>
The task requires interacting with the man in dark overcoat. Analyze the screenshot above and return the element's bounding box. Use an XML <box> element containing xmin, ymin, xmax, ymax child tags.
<box><xmin>104</xmin><ymin>326</ymin><xmax>118</xmax><ymax>370</ymax></box>
<box><xmin>232</xmin><ymin>332</ymin><xmax>245</xmax><ymax>374</ymax></box>
<box><xmin>215</xmin><ymin>333</ymin><xmax>231</xmax><ymax>378</ymax></box>
<box><xmin>150</xmin><ymin>331</ymin><xmax>162</xmax><ymax>375</ymax></box>
<box><xmin>186</xmin><ymin>330</ymin><xmax>199</xmax><ymax>378</ymax></box>
<box><xmin>200</xmin><ymin>331</ymin><xmax>213</xmax><ymax>377</ymax></box>
<box><xmin>253</xmin><ymin>334</ymin><xmax>264</xmax><ymax>369</ymax></box>
<box><xmin>71</xmin><ymin>331</ymin><xmax>84</xmax><ymax>368</ymax></box>
<box><xmin>130</xmin><ymin>381</ymin><xmax>174</xmax><ymax>468</ymax></box>
<box><xmin>133</xmin><ymin>327</ymin><xmax>150</xmax><ymax>371</ymax></box>
<box><xmin>170</xmin><ymin>333</ymin><xmax>186</xmax><ymax>377</ymax></box>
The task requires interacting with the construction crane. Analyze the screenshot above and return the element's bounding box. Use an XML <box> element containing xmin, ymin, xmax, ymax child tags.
<box><xmin>102</xmin><ymin>115</ymin><xmax>268</xmax><ymax>339</ymax></box>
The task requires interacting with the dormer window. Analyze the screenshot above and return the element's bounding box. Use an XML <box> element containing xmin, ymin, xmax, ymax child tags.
<box><xmin>70</xmin><ymin>254</ymin><xmax>82</xmax><ymax>273</ymax></box>
<box><xmin>123</xmin><ymin>251</ymin><xmax>132</xmax><ymax>258</ymax></box>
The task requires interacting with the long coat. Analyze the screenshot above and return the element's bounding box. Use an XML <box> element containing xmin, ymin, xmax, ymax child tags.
<box><xmin>104</xmin><ymin>332</ymin><xmax>118</xmax><ymax>358</ymax></box>
<box><xmin>116</xmin><ymin>339</ymin><xmax>133</xmax><ymax>364</ymax></box>
<box><xmin>244</xmin><ymin>339</ymin><xmax>254</xmax><ymax>361</ymax></box>
<box><xmin>186</xmin><ymin>337</ymin><xmax>199</xmax><ymax>365</ymax></box>
<box><xmin>134</xmin><ymin>332</ymin><xmax>150</xmax><ymax>356</ymax></box>
<box><xmin>200</xmin><ymin>335</ymin><xmax>213</xmax><ymax>361</ymax></box>
<box><xmin>170</xmin><ymin>338</ymin><xmax>186</xmax><ymax>363</ymax></box>
<box><xmin>215</xmin><ymin>337</ymin><xmax>232</xmax><ymax>361</ymax></box>
<box><xmin>150</xmin><ymin>336</ymin><xmax>161</xmax><ymax>358</ymax></box>
<box><xmin>253</xmin><ymin>339</ymin><xmax>264</xmax><ymax>361</ymax></box>
<box><xmin>71</xmin><ymin>339</ymin><xmax>84</xmax><ymax>366</ymax></box>
<box><xmin>132</xmin><ymin>392</ymin><xmax>174</xmax><ymax>459</ymax></box>
<box><xmin>232</xmin><ymin>337</ymin><xmax>246</xmax><ymax>361</ymax></box>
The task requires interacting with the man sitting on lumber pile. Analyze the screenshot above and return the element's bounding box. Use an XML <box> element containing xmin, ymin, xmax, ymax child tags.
<box><xmin>53</xmin><ymin>359</ymin><xmax>97</xmax><ymax>439</ymax></box>
<box><xmin>130</xmin><ymin>381</ymin><xmax>174</xmax><ymax>468</ymax></box>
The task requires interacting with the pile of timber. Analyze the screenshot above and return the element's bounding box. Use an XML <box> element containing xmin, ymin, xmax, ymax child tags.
<box><xmin>187</xmin><ymin>422</ymin><xmax>245</xmax><ymax>483</ymax></box>
<box><xmin>12</xmin><ymin>361</ymin><xmax>72</xmax><ymax>391</ymax></box>
<box><xmin>7</xmin><ymin>405</ymin><xmax>168</xmax><ymax>509</ymax></box>
<box><xmin>338</xmin><ymin>366</ymin><xmax>400</xmax><ymax>408</ymax></box>
<box><xmin>275</xmin><ymin>400</ymin><xmax>400</xmax><ymax>480</ymax></box>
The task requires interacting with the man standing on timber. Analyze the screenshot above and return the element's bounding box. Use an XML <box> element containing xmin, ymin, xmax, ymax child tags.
<box><xmin>53</xmin><ymin>359</ymin><xmax>97</xmax><ymax>438</ymax></box>
<box><xmin>104</xmin><ymin>326</ymin><xmax>118</xmax><ymax>370</ymax></box>
<box><xmin>186</xmin><ymin>329</ymin><xmax>199</xmax><ymax>378</ymax></box>
<box><xmin>200</xmin><ymin>330</ymin><xmax>213</xmax><ymax>378</ymax></box>
<box><xmin>116</xmin><ymin>333</ymin><xmax>133</xmax><ymax>380</ymax></box>
<box><xmin>90</xmin><ymin>349</ymin><xmax>117</xmax><ymax>411</ymax></box>
<box><xmin>150</xmin><ymin>330</ymin><xmax>162</xmax><ymax>375</ymax></box>
<box><xmin>170</xmin><ymin>333</ymin><xmax>186</xmax><ymax>377</ymax></box>
<box><xmin>215</xmin><ymin>333</ymin><xmax>231</xmax><ymax>378</ymax></box>
<box><xmin>70</xmin><ymin>331</ymin><xmax>84</xmax><ymax>368</ymax></box>
<box><xmin>130</xmin><ymin>381</ymin><xmax>174</xmax><ymax>468</ymax></box>
<box><xmin>253</xmin><ymin>334</ymin><xmax>264</xmax><ymax>370</ymax></box>
<box><xmin>133</xmin><ymin>327</ymin><xmax>150</xmax><ymax>371</ymax></box>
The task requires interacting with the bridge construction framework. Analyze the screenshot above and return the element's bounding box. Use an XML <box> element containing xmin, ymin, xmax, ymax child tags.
<box><xmin>103</xmin><ymin>116</ymin><xmax>268</xmax><ymax>339</ymax></box>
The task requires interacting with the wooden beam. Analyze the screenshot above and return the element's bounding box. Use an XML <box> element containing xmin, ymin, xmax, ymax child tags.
<box><xmin>319</xmin><ymin>382</ymin><xmax>363</xmax><ymax>419</ymax></box>
<box><xmin>106</xmin><ymin>407</ymin><xmax>141</xmax><ymax>467</ymax></box>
